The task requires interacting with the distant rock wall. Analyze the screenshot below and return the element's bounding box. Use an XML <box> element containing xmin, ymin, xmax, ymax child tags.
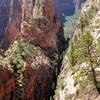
<box><xmin>0</xmin><ymin>0</ymin><xmax>11</xmax><ymax>39</ymax></box>
<box><xmin>54</xmin><ymin>0</ymin><xmax>86</xmax><ymax>40</ymax></box>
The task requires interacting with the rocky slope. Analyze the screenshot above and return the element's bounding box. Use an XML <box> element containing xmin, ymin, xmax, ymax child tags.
<box><xmin>54</xmin><ymin>0</ymin><xmax>100</xmax><ymax>100</ymax></box>
<box><xmin>0</xmin><ymin>0</ymin><xmax>65</xmax><ymax>100</ymax></box>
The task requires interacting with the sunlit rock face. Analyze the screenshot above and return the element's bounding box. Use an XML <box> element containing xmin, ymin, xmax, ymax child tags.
<box><xmin>54</xmin><ymin>0</ymin><xmax>100</xmax><ymax>100</ymax></box>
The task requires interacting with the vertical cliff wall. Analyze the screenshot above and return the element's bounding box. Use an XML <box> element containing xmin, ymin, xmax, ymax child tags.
<box><xmin>54</xmin><ymin>0</ymin><xmax>100</xmax><ymax>100</ymax></box>
<box><xmin>0</xmin><ymin>0</ymin><xmax>65</xmax><ymax>100</ymax></box>
<box><xmin>0</xmin><ymin>0</ymin><xmax>65</xmax><ymax>53</ymax></box>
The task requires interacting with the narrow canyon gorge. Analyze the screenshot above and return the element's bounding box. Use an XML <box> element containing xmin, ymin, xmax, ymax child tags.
<box><xmin>0</xmin><ymin>0</ymin><xmax>100</xmax><ymax>100</ymax></box>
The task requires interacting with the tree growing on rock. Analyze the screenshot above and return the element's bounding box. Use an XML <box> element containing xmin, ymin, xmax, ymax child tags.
<box><xmin>69</xmin><ymin>28</ymin><xmax>100</xmax><ymax>93</ymax></box>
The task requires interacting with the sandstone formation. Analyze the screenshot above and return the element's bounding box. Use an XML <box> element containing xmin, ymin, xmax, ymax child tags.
<box><xmin>0</xmin><ymin>0</ymin><xmax>65</xmax><ymax>100</ymax></box>
<box><xmin>0</xmin><ymin>0</ymin><xmax>65</xmax><ymax>52</ymax></box>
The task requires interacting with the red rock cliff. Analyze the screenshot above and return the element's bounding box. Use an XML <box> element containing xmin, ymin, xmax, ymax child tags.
<box><xmin>1</xmin><ymin>0</ymin><xmax>65</xmax><ymax>53</ymax></box>
<box><xmin>0</xmin><ymin>0</ymin><xmax>65</xmax><ymax>100</ymax></box>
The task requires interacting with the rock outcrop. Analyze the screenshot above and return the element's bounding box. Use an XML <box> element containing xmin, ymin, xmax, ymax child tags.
<box><xmin>0</xmin><ymin>41</ymin><xmax>54</xmax><ymax>100</ymax></box>
<box><xmin>54</xmin><ymin>0</ymin><xmax>100</xmax><ymax>100</ymax></box>
<box><xmin>0</xmin><ymin>0</ymin><xmax>65</xmax><ymax>52</ymax></box>
<box><xmin>0</xmin><ymin>0</ymin><xmax>65</xmax><ymax>100</ymax></box>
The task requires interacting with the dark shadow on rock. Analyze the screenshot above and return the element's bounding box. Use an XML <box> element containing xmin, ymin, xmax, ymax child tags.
<box><xmin>0</xmin><ymin>0</ymin><xmax>11</xmax><ymax>40</ymax></box>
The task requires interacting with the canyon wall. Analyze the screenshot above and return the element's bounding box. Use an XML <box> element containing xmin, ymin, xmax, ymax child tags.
<box><xmin>54</xmin><ymin>0</ymin><xmax>100</xmax><ymax>100</ymax></box>
<box><xmin>0</xmin><ymin>0</ymin><xmax>65</xmax><ymax>100</ymax></box>
<box><xmin>0</xmin><ymin>0</ymin><xmax>65</xmax><ymax>52</ymax></box>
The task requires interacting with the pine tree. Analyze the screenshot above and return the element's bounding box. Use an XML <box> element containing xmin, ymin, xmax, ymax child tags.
<box><xmin>75</xmin><ymin>29</ymin><xmax>100</xmax><ymax>93</ymax></box>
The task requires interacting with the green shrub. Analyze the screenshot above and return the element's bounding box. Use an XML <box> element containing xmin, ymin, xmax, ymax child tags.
<box><xmin>79</xmin><ymin>15</ymin><xmax>89</xmax><ymax>31</ymax></box>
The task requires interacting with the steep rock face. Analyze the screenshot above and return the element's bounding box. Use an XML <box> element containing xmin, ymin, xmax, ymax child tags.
<box><xmin>22</xmin><ymin>65</ymin><xmax>53</xmax><ymax>100</ymax></box>
<box><xmin>54</xmin><ymin>0</ymin><xmax>100</xmax><ymax>100</ymax></box>
<box><xmin>1</xmin><ymin>0</ymin><xmax>65</xmax><ymax>53</ymax></box>
<box><xmin>0</xmin><ymin>0</ymin><xmax>65</xmax><ymax>100</ymax></box>
<box><xmin>1</xmin><ymin>0</ymin><xmax>33</xmax><ymax>50</ymax></box>
<box><xmin>2</xmin><ymin>0</ymin><xmax>22</xmax><ymax>50</ymax></box>
<box><xmin>17</xmin><ymin>0</ymin><xmax>65</xmax><ymax>53</ymax></box>
<box><xmin>0</xmin><ymin>41</ymin><xmax>54</xmax><ymax>100</ymax></box>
